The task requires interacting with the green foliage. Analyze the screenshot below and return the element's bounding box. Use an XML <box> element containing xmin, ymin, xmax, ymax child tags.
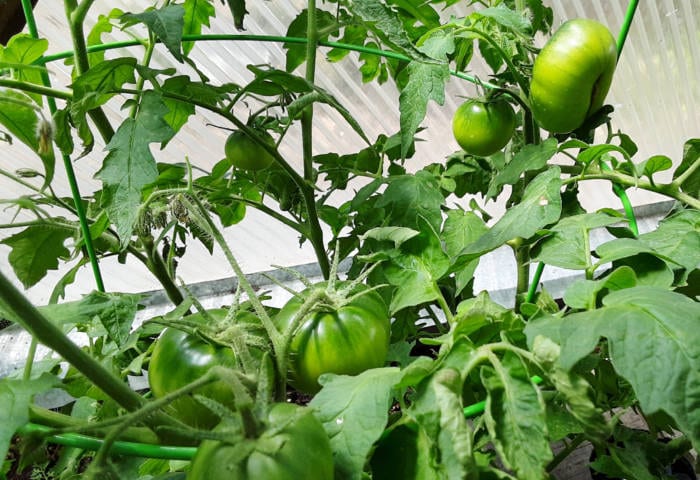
<box><xmin>0</xmin><ymin>0</ymin><xmax>698</xmax><ymax>478</ymax></box>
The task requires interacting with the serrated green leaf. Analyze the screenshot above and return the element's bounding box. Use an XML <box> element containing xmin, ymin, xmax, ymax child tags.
<box><xmin>481</xmin><ymin>355</ymin><xmax>551</xmax><ymax>480</ymax></box>
<box><xmin>0</xmin><ymin>34</ymin><xmax>48</xmax><ymax>103</ymax></box>
<box><xmin>637</xmin><ymin>209</ymin><xmax>700</xmax><ymax>274</ymax></box>
<box><xmin>673</xmin><ymin>139</ymin><xmax>700</xmax><ymax>197</ymax></box>
<box><xmin>488</xmin><ymin>138</ymin><xmax>557</xmax><ymax>196</ymax></box>
<box><xmin>79</xmin><ymin>291</ymin><xmax>142</xmax><ymax>347</ymax></box>
<box><xmin>531</xmin><ymin>212</ymin><xmax>623</xmax><ymax>270</ymax></box>
<box><xmin>443</xmin><ymin>210</ymin><xmax>488</xmax><ymax>294</ymax></box>
<box><xmin>70</xmin><ymin>58</ymin><xmax>137</xmax><ymax>143</ymax></box>
<box><xmin>346</xmin><ymin>0</ymin><xmax>429</xmax><ymax>61</ymax></box>
<box><xmin>95</xmin><ymin>91</ymin><xmax>174</xmax><ymax>247</ymax></box>
<box><xmin>375</xmin><ymin>171</ymin><xmax>444</xmax><ymax>232</ymax></box>
<box><xmin>636</xmin><ymin>154</ymin><xmax>672</xmax><ymax>181</ymax></box>
<box><xmin>457</xmin><ymin>167</ymin><xmax>562</xmax><ymax>264</ymax></box>
<box><xmin>122</xmin><ymin>5</ymin><xmax>185</xmax><ymax>62</ymax></box>
<box><xmin>1</xmin><ymin>224</ymin><xmax>74</xmax><ymax>288</ymax></box>
<box><xmin>86</xmin><ymin>8</ymin><xmax>123</xmax><ymax>65</ymax></box>
<box><xmin>0</xmin><ymin>89</ymin><xmax>55</xmax><ymax>186</ymax></box>
<box><xmin>309</xmin><ymin>367</ymin><xmax>403</xmax><ymax>480</ymax></box>
<box><xmin>525</xmin><ymin>286</ymin><xmax>700</xmax><ymax>450</ymax></box>
<box><xmin>408</xmin><ymin>368</ymin><xmax>475</xmax><ymax>478</ymax></box>
<box><xmin>476</xmin><ymin>4</ymin><xmax>532</xmax><ymax>36</ymax></box>
<box><xmin>285</xmin><ymin>9</ymin><xmax>337</xmax><ymax>72</ymax></box>
<box><xmin>183</xmin><ymin>0</ymin><xmax>215</xmax><ymax>55</ymax></box>
<box><xmin>0</xmin><ymin>373</ymin><xmax>59</xmax><ymax>463</ymax></box>
<box><xmin>399</xmin><ymin>60</ymin><xmax>449</xmax><ymax>159</ymax></box>
<box><xmin>562</xmin><ymin>266</ymin><xmax>638</xmax><ymax>309</ymax></box>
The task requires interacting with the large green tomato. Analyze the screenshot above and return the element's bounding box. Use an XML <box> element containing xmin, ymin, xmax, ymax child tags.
<box><xmin>452</xmin><ymin>98</ymin><xmax>516</xmax><ymax>157</ymax></box>
<box><xmin>275</xmin><ymin>283</ymin><xmax>391</xmax><ymax>394</ymax></box>
<box><xmin>224</xmin><ymin>130</ymin><xmax>276</xmax><ymax>171</ymax></box>
<box><xmin>148</xmin><ymin>309</ymin><xmax>257</xmax><ymax>429</ymax></box>
<box><xmin>530</xmin><ymin>19</ymin><xmax>617</xmax><ymax>133</ymax></box>
<box><xmin>187</xmin><ymin>403</ymin><xmax>333</xmax><ymax>480</ymax></box>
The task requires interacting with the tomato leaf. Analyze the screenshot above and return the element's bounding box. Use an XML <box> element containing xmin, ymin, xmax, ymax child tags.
<box><xmin>562</xmin><ymin>266</ymin><xmax>638</xmax><ymax>310</ymax></box>
<box><xmin>673</xmin><ymin>138</ymin><xmax>700</xmax><ymax>199</ymax></box>
<box><xmin>397</xmin><ymin>31</ymin><xmax>452</xmax><ymax>160</ymax></box>
<box><xmin>122</xmin><ymin>5</ymin><xmax>185</xmax><ymax>62</ymax></box>
<box><xmin>442</xmin><ymin>210</ymin><xmax>488</xmax><ymax>294</ymax></box>
<box><xmin>456</xmin><ymin>167</ymin><xmax>562</xmax><ymax>265</ymax></box>
<box><xmin>488</xmin><ymin>138</ymin><xmax>558</xmax><ymax>197</ymax></box>
<box><xmin>476</xmin><ymin>4</ymin><xmax>532</xmax><ymax>36</ymax></box>
<box><xmin>79</xmin><ymin>291</ymin><xmax>143</xmax><ymax>348</ymax></box>
<box><xmin>408</xmin><ymin>368</ymin><xmax>476</xmax><ymax>478</ymax></box>
<box><xmin>284</xmin><ymin>9</ymin><xmax>337</xmax><ymax>72</ymax></box>
<box><xmin>182</xmin><ymin>0</ymin><xmax>215</xmax><ymax>55</ymax></box>
<box><xmin>530</xmin><ymin>211</ymin><xmax>624</xmax><ymax>270</ymax></box>
<box><xmin>345</xmin><ymin>0</ymin><xmax>431</xmax><ymax>61</ymax></box>
<box><xmin>635</xmin><ymin>154</ymin><xmax>672</xmax><ymax>182</ymax></box>
<box><xmin>1</xmin><ymin>224</ymin><xmax>74</xmax><ymax>289</ymax></box>
<box><xmin>95</xmin><ymin>91</ymin><xmax>174</xmax><ymax>248</ymax></box>
<box><xmin>525</xmin><ymin>287</ymin><xmax>700</xmax><ymax>450</ymax></box>
<box><xmin>86</xmin><ymin>8</ymin><xmax>123</xmax><ymax>66</ymax></box>
<box><xmin>637</xmin><ymin>208</ymin><xmax>700</xmax><ymax>276</ymax></box>
<box><xmin>0</xmin><ymin>90</ymin><xmax>55</xmax><ymax>187</ymax></box>
<box><xmin>0</xmin><ymin>373</ymin><xmax>59</xmax><ymax>463</ymax></box>
<box><xmin>309</xmin><ymin>367</ymin><xmax>403</xmax><ymax>480</ymax></box>
<box><xmin>0</xmin><ymin>34</ymin><xmax>48</xmax><ymax>103</ymax></box>
<box><xmin>481</xmin><ymin>354</ymin><xmax>552</xmax><ymax>480</ymax></box>
<box><xmin>375</xmin><ymin>171</ymin><xmax>444</xmax><ymax>232</ymax></box>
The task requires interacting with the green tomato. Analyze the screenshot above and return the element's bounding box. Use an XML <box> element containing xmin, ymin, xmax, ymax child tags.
<box><xmin>187</xmin><ymin>403</ymin><xmax>334</xmax><ymax>480</ymax></box>
<box><xmin>275</xmin><ymin>283</ymin><xmax>391</xmax><ymax>394</ymax></box>
<box><xmin>530</xmin><ymin>18</ymin><xmax>617</xmax><ymax>133</ymax></box>
<box><xmin>224</xmin><ymin>130</ymin><xmax>276</xmax><ymax>171</ymax></box>
<box><xmin>452</xmin><ymin>98</ymin><xmax>516</xmax><ymax>157</ymax></box>
<box><xmin>148</xmin><ymin>309</ymin><xmax>257</xmax><ymax>429</ymax></box>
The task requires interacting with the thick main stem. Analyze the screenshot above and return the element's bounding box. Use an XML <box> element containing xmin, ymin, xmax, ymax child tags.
<box><xmin>300</xmin><ymin>1</ymin><xmax>330</xmax><ymax>279</ymax></box>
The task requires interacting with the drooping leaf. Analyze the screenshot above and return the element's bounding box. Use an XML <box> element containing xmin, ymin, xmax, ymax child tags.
<box><xmin>122</xmin><ymin>5</ymin><xmax>186</xmax><ymax>62</ymax></box>
<box><xmin>0</xmin><ymin>374</ymin><xmax>59</xmax><ymax>463</ymax></box>
<box><xmin>456</xmin><ymin>167</ymin><xmax>562</xmax><ymax>265</ymax></box>
<box><xmin>531</xmin><ymin>211</ymin><xmax>624</xmax><ymax>270</ymax></box>
<box><xmin>223</xmin><ymin>0</ymin><xmax>248</xmax><ymax>30</ymax></box>
<box><xmin>0</xmin><ymin>89</ymin><xmax>55</xmax><ymax>186</ymax></box>
<box><xmin>1</xmin><ymin>223</ymin><xmax>74</xmax><ymax>288</ymax></box>
<box><xmin>525</xmin><ymin>287</ymin><xmax>700</xmax><ymax>450</ymax></box>
<box><xmin>481</xmin><ymin>355</ymin><xmax>552</xmax><ymax>480</ymax></box>
<box><xmin>476</xmin><ymin>4</ymin><xmax>532</xmax><ymax>36</ymax></box>
<box><xmin>95</xmin><ymin>91</ymin><xmax>174</xmax><ymax>247</ymax></box>
<box><xmin>182</xmin><ymin>0</ymin><xmax>215</xmax><ymax>55</ymax></box>
<box><xmin>672</xmin><ymin>138</ymin><xmax>700</xmax><ymax>198</ymax></box>
<box><xmin>309</xmin><ymin>367</ymin><xmax>403</xmax><ymax>480</ymax></box>
<box><xmin>397</xmin><ymin>31</ymin><xmax>451</xmax><ymax>160</ymax></box>
<box><xmin>408</xmin><ymin>368</ymin><xmax>476</xmax><ymax>478</ymax></box>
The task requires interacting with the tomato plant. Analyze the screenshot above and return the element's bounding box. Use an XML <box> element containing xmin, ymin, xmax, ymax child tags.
<box><xmin>275</xmin><ymin>283</ymin><xmax>391</xmax><ymax>394</ymax></box>
<box><xmin>187</xmin><ymin>403</ymin><xmax>333</xmax><ymax>480</ymax></box>
<box><xmin>529</xmin><ymin>18</ymin><xmax>618</xmax><ymax>133</ymax></box>
<box><xmin>452</xmin><ymin>98</ymin><xmax>516</xmax><ymax>157</ymax></box>
<box><xmin>224</xmin><ymin>130</ymin><xmax>276</xmax><ymax>171</ymax></box>
<box><xmin>148</xmin><ymin>309</ymin><xmax>260</xmax><ymax>429</ymax></box>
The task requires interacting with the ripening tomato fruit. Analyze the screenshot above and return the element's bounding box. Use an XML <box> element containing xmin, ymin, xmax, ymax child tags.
<box><xmin>224</xmin><ymin>130</ymin><xmax>276</xmax><ymax>171</ymax></box>
<box><xmin>274</xmin><ymin>282</ymin><xmax>391</xmax><ymax>394</ymax></box>
<box><xmin>529</xmin><ymin>18</ymin><xmax>617</xmax><ymax>133</ymax></box>
<box><xmin>452</xmin><ymin>98</ymin><xmax>516</xmax><ymax>157</ymax></box>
